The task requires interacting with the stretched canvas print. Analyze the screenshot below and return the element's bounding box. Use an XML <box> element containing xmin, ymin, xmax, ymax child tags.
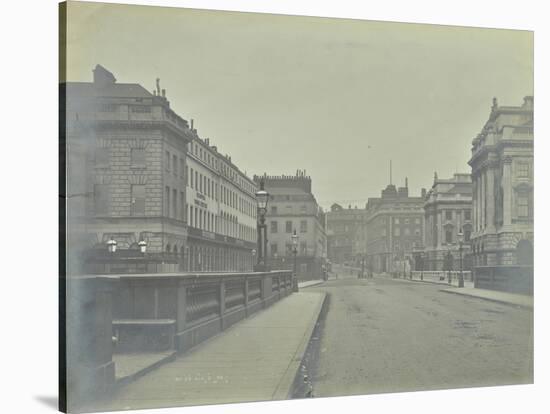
<box><xmin>59</xmin><ymin>1</ymin><xmax>534</xmax><ymax>412</ymax></box>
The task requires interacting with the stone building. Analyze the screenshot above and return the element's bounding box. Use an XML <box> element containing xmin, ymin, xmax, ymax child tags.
<box><xmin>326</xmin><ymin>203</ymin><xmax>368</xmax><ymax>266</ymax></box>
<box><xmin>185</xmin><ymin>130</ymin><xmax>257</xmax><ymax>272</ymax></box>
<box><xmin>253</xmin><ymin>171</ymin><xmax>328</xmax><ymax>280</ymax></box>
<box><xmin>468</xmin><ymin>96</ymin><xmax>534</xmax><ymax>293</ymax></box>
<box><xmin>64</xmin><ymin>64</ymin><xmax>258</xmax><ymax>274</ymax></box>
<box><xmin>365</xmin><ymin>180</ymin><xmax>425</xmax><ymax>273</ymax></box>
<box><xmin>64</xmin><ymin>65</ymin><xmax>194</xmax><ymax>274</ymax></box>
<box><xmin>422</xmin><ymin>173</ymin><xmax>473</xmax><ymax>271</ymax></box>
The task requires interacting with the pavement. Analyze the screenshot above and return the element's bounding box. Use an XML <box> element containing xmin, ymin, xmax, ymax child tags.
<box><xmin>95</xmin><ymin>290</ymin><xmax>326</xmax><ymax>412</ymax></box>
<box><xmin>298</xmin><ymin>279</ymin><xmax>325</xmax><ymax>288</ymax></box>
<box><xmin>440</xmin><ymin>286</ymin><xmax>533</xmax><ymax>309</ymax></box>
<box><xmin>376</xmin><ymin>272</ymin><xmax>533</xmax><ymax>309</ymax></box>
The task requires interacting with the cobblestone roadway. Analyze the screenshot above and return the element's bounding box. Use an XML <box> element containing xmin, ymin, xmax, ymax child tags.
<box><xmin>308</xmin><ymin>276</ymin><xmax>533</xmax><ymax>397</ymax></box>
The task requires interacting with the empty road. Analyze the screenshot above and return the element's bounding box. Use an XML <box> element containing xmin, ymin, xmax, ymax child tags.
<box><xmin>304</xmin><ymin>275</ymin><xmax>533</xmax><ymax>397</ymax></box>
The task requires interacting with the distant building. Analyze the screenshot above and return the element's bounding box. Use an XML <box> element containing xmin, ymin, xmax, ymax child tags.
<box><xmin>185</xmin><ymin>131</ymin><xmax>257</xmax><ymax>272</ymax></box>
<box><xmin>366</xmin><ymin>179</ymin><xmax>425</xmax><ymax>273</ymax></box>
<box><xmin>421</xmin><ymin>173</ymin><xmax>473</xmax><ymax>271</ymax></box>
<box><xmin>326</xmin><ymin>203</ymin><xmax>368</xmax><ymax>266</ymax></box>
<box><xmin>253</xmin><ymin>171</ymin><xmax>327</xmax><ymax>280</ymax></box>
<box><xmin>468</xmin><ymin>96</ymin><xmax>533</xmax><ymax>294</ymax></box>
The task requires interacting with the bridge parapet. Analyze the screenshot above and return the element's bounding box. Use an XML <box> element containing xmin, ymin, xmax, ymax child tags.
<box><xmin>65</xmin><ymin>270</ymin><xmax>294</xmax><ymax>407</ymax></box>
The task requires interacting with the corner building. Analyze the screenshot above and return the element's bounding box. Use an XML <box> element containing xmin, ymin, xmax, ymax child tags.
<box><xmin>468</xmin><ymin>97</ymin><xmax>533</xmax><ymax>293</ymax></box>
<box><xmin>64</xmin><ymin>65</ymin><xmax>194</xmax><ymax>274</ymax></box>
<box><xmin>326</xmin><ymin>203</ymin><xmax>368</xmax><ymax>266</ymax></box>
<box><xmin>422</xmin><ymin>173</ymin><xmax>473</xmax><ymax>271</ymax></box>
<box><xmin>254</xmin><ymin>172</ymin><xmax>328</xmax><ymax>281</ymax></box>
<box><xmin>366</xmin><ymin>181</ymin><xmax>425</xmax><ymax>273</ymax></box>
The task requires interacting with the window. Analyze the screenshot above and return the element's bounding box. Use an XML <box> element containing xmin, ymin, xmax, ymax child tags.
<box><xmin>180</xmin><ymin>159</ymin><xmax>185</xmax><ymax>178</ymax></box>
<box><xmin>93</xmin><ymin>184</ymin><xmax>109</xmax><ymax>215</ymax></box>
<box><xmin>271</xmin><ymin>243</ymin><xmax>278</xmax><ymax>256</ymax></box>
<box><xmin>415</xmin><ymin>228</ymin><xmax>421</xmax><ymax>236</ymax></box>
<box><xmin>404</xmin><ymin>228</ymin><xmax>410</xmax><ymax>236</ymax></box>
<box><xmin>95</xmin><ymin>147</ymin><xmax>109</xmax><ymax>166</ymax></box>
<box><xmin>165</xmin><ymin>151</ymin><xmax>170</xmax><ymax>171</ymax></box>
<box><xmin>271</xmin><ymin>221</ymin><xmax>278</xmax><ymax>233</ymax></box>
<box><xmin>131</xmin><ymin>185</ymin><xmax>145</xmax><ymax>215</ymax></box>
<box><xmin>199</xmin><ymin>173</ymin><xmax>203</xmax><ymax>193</ymax></box>
<box><xmin>131</xmin><ymin>148</ymin><xmax>146</xmax><ymax>166</ymax></box>
<box><xmin>517</xmin><ymin>162</ymin><xmax>530</xmax><ymax>178</ymax></box>
<box><xmin>445</xmin><ymin>229</ymin><xmax>453</xmax><ymax>243</ymax></box>
<box><xmin>404</xmin><ymin>218</ymin><xmax>409</xmax><ymax>224</ymax></box>
<box><xmin>165</xmin><ymin>186</ymin><xmax>171</xmax><ymax>216</ymax></box>
<box><xmin>300</xmin><ymin>220</ymin><xmax>307</xmax><ymax>233</ymax></box>
<box><xmin>464</xmin><ymin>210</ymin><xmax>471</xmax><ymax>221</ymax></box>
<box><xmin>394</xmin><ymin>227</ymin><xmax>400</xmax><ymax>237</ymax></box>
<box><xmin>445</xmin><ymin>210</ymin><xmax>453</xmax><ymax>221</ymax></box>
<box><xmin>394</xmin><ymin>218</ymin><xmax>399</xmax><ymax>224</ymax></box>
<box><xmin>173</xmin><ymin>155</ymin><xmax>177</xmax><ymax>176</ymax></box>
<box><xmin>517</xmin><ymin>194</ymin><xmax>530</xmax><ymax>218</ymax></box>
<box><xmin>464</xmin><ymin>229</ymin><xmax>471</xmax><ymax>242</ymax></box>
<box><xmin>415</xmin><ymin>218</ymin><xmax>421</xmax><ymax>225</ymax></box>
<box><xmin>130</xmin><ymin>105</ymin><xmax>151</xmax><ymax>113</ymax></box>
<box><xmin>300</xmin><ymin>242</ymin><xmax>307</xmax><ymax>255</ymax></box>
<box><xmin>172</xmin><ymin>189</ymin><xmax>177</xmax><ymax>219</ymax></box>
<box><xmin>190</xmin><ymin>168</ymin><xmax>194</xmax><ymax>188</ymax></box>
<box><xmin>286</xmin><ymin>221</ymin><xmax>293</xmax><ymax>233</ymax></box>
<box><xmin>286</xmin><ymin>243</ymin><xmax>293</xmax><ymax>255</ymax></box>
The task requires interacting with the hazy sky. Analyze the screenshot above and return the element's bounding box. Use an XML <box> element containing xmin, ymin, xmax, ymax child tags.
<box><xmin>65</xmin><ymin>1</ymin><xmax>533</xmax><ymax>209</ymax></box>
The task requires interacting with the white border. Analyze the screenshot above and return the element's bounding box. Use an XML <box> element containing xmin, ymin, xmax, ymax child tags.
<box><xmin>1</xmin><ymin>1</ymin><xmax>547</xmax><ymax>413</ymax></box>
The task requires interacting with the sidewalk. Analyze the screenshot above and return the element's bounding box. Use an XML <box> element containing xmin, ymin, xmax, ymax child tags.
<box><xmin>299</xmin><ymin>279</ymin><xmax>325</xmax><ymax>288</ymax></box>
<box><xmin>440</xmin><ymin>287</ymin><xmax>533</xmax><ymax>309</ymax></box>
<box><xmin>97</xmin><ymin>291</ymin><xmax>326</xmax><ymax>412</ymax></box>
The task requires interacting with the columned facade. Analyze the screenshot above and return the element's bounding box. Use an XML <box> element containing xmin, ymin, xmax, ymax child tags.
<box><xmin>422</xmin><ymin>173</ymin><xmax>473</xmax><ymax>271</ymax></box>
<box><xmin>468</xmin><ymin>97</ymin><xmax>533</xmax><ymax>294</ymax></box>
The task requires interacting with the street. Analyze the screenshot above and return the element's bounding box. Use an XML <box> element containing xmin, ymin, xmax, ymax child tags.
<box><xmin>305</xmin><ymin>274</ymin><xmax>533</xmax><ymax>397</ymax></box>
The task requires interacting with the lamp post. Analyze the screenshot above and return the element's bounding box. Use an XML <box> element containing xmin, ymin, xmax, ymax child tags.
<box><xmin>457</xmin><ymin>229</ymin><xmax>464</xmax><ymax>288</ymax></box>
<box><xmin>106</xmin><ymin>237</ymin><xmax>117</xmax><ymax>274</ymax></box>
<box><xmin>138</xmin><ymin>240</ymin><xmax>147</xmax><ymax>255</ymax></box>
<box><xmin>254</xmin><ymin>179</ymin><xmax>269</xmax><ymax>272</ymax></box>
<box><xmin>420</xmin><ymin>252</ymin><xmax>424</xmax><ymax>281</ymax></box>
<box><xmin>107</xmin><ymin>237</ymin><xmax>117</xmax><ymax>254</ymax></box>
<box><xmin>292</xmin><ymin>229</ymin><xmax>299</xmax><ymax>292</ymax></box>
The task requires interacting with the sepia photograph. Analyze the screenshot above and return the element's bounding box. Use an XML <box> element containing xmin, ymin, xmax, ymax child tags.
<box><xmin>41</xmin><ymin>0</ymin><xmax>544</xmax><ymax>412</ymax></box>
<box><xmin>57</xmin><ymin>1</ymin><xmax>537</xmax><ymax>412</ymax></box>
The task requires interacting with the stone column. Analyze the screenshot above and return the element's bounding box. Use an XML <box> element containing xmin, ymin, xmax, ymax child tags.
<box><xmin>479</xmin><ymin>170</ymin><xmax>485</xmax><ymax>230</ymax></box>
<box><xmin>502</xmin><ymin>156</ymin><xmax>513</xmax><ymax>226</ymax></box>
<box><xmin>485</xmin><ymin>162</ymin><xmax>497</xmax><ymax>232</ymax></box>
<box><xmin>436</xmin><ymin>210</ymin><xmax>442</xmax><ymax>250</ymax></box>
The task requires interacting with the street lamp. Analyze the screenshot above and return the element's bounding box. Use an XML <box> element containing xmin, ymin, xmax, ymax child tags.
<box><xmin>254</xmin><ymin>178</ymin><xmax>270</xmax><ymax>272</ymax></box>
<box><xmin>292</xmin><ymin>229</ymin><xmax>299</xmax><ymax>292</ymax></box>
<box><xmin>138</xmin><ymin>240</ymin><xmax>147</xmax><ymax>254</ymax></box>
<box><xmin>107</xmin><ymin>237</ymin><xmax>117</xmax><ymax>254</ymax></box>
<box><xmin>457</xmin><ymin>229</ymin><xmax>464</xmax><ymax>288</ymax></box>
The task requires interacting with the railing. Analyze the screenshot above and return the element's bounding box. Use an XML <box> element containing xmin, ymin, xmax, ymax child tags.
<box><xmin>65</xmin><ymin>270</ymin><xmax>294</xmax><ymax>403</ymax></box>
<box><xmin>410</xmin><ymin>271</ymin><xmax>473</xmax><ymax>287</ymax></box>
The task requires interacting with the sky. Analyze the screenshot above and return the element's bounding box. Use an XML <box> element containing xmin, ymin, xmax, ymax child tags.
<box><xmin>64</xmin><ymin>1</ymin><xmax>533</xmax><ymax>210</ymax></box>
